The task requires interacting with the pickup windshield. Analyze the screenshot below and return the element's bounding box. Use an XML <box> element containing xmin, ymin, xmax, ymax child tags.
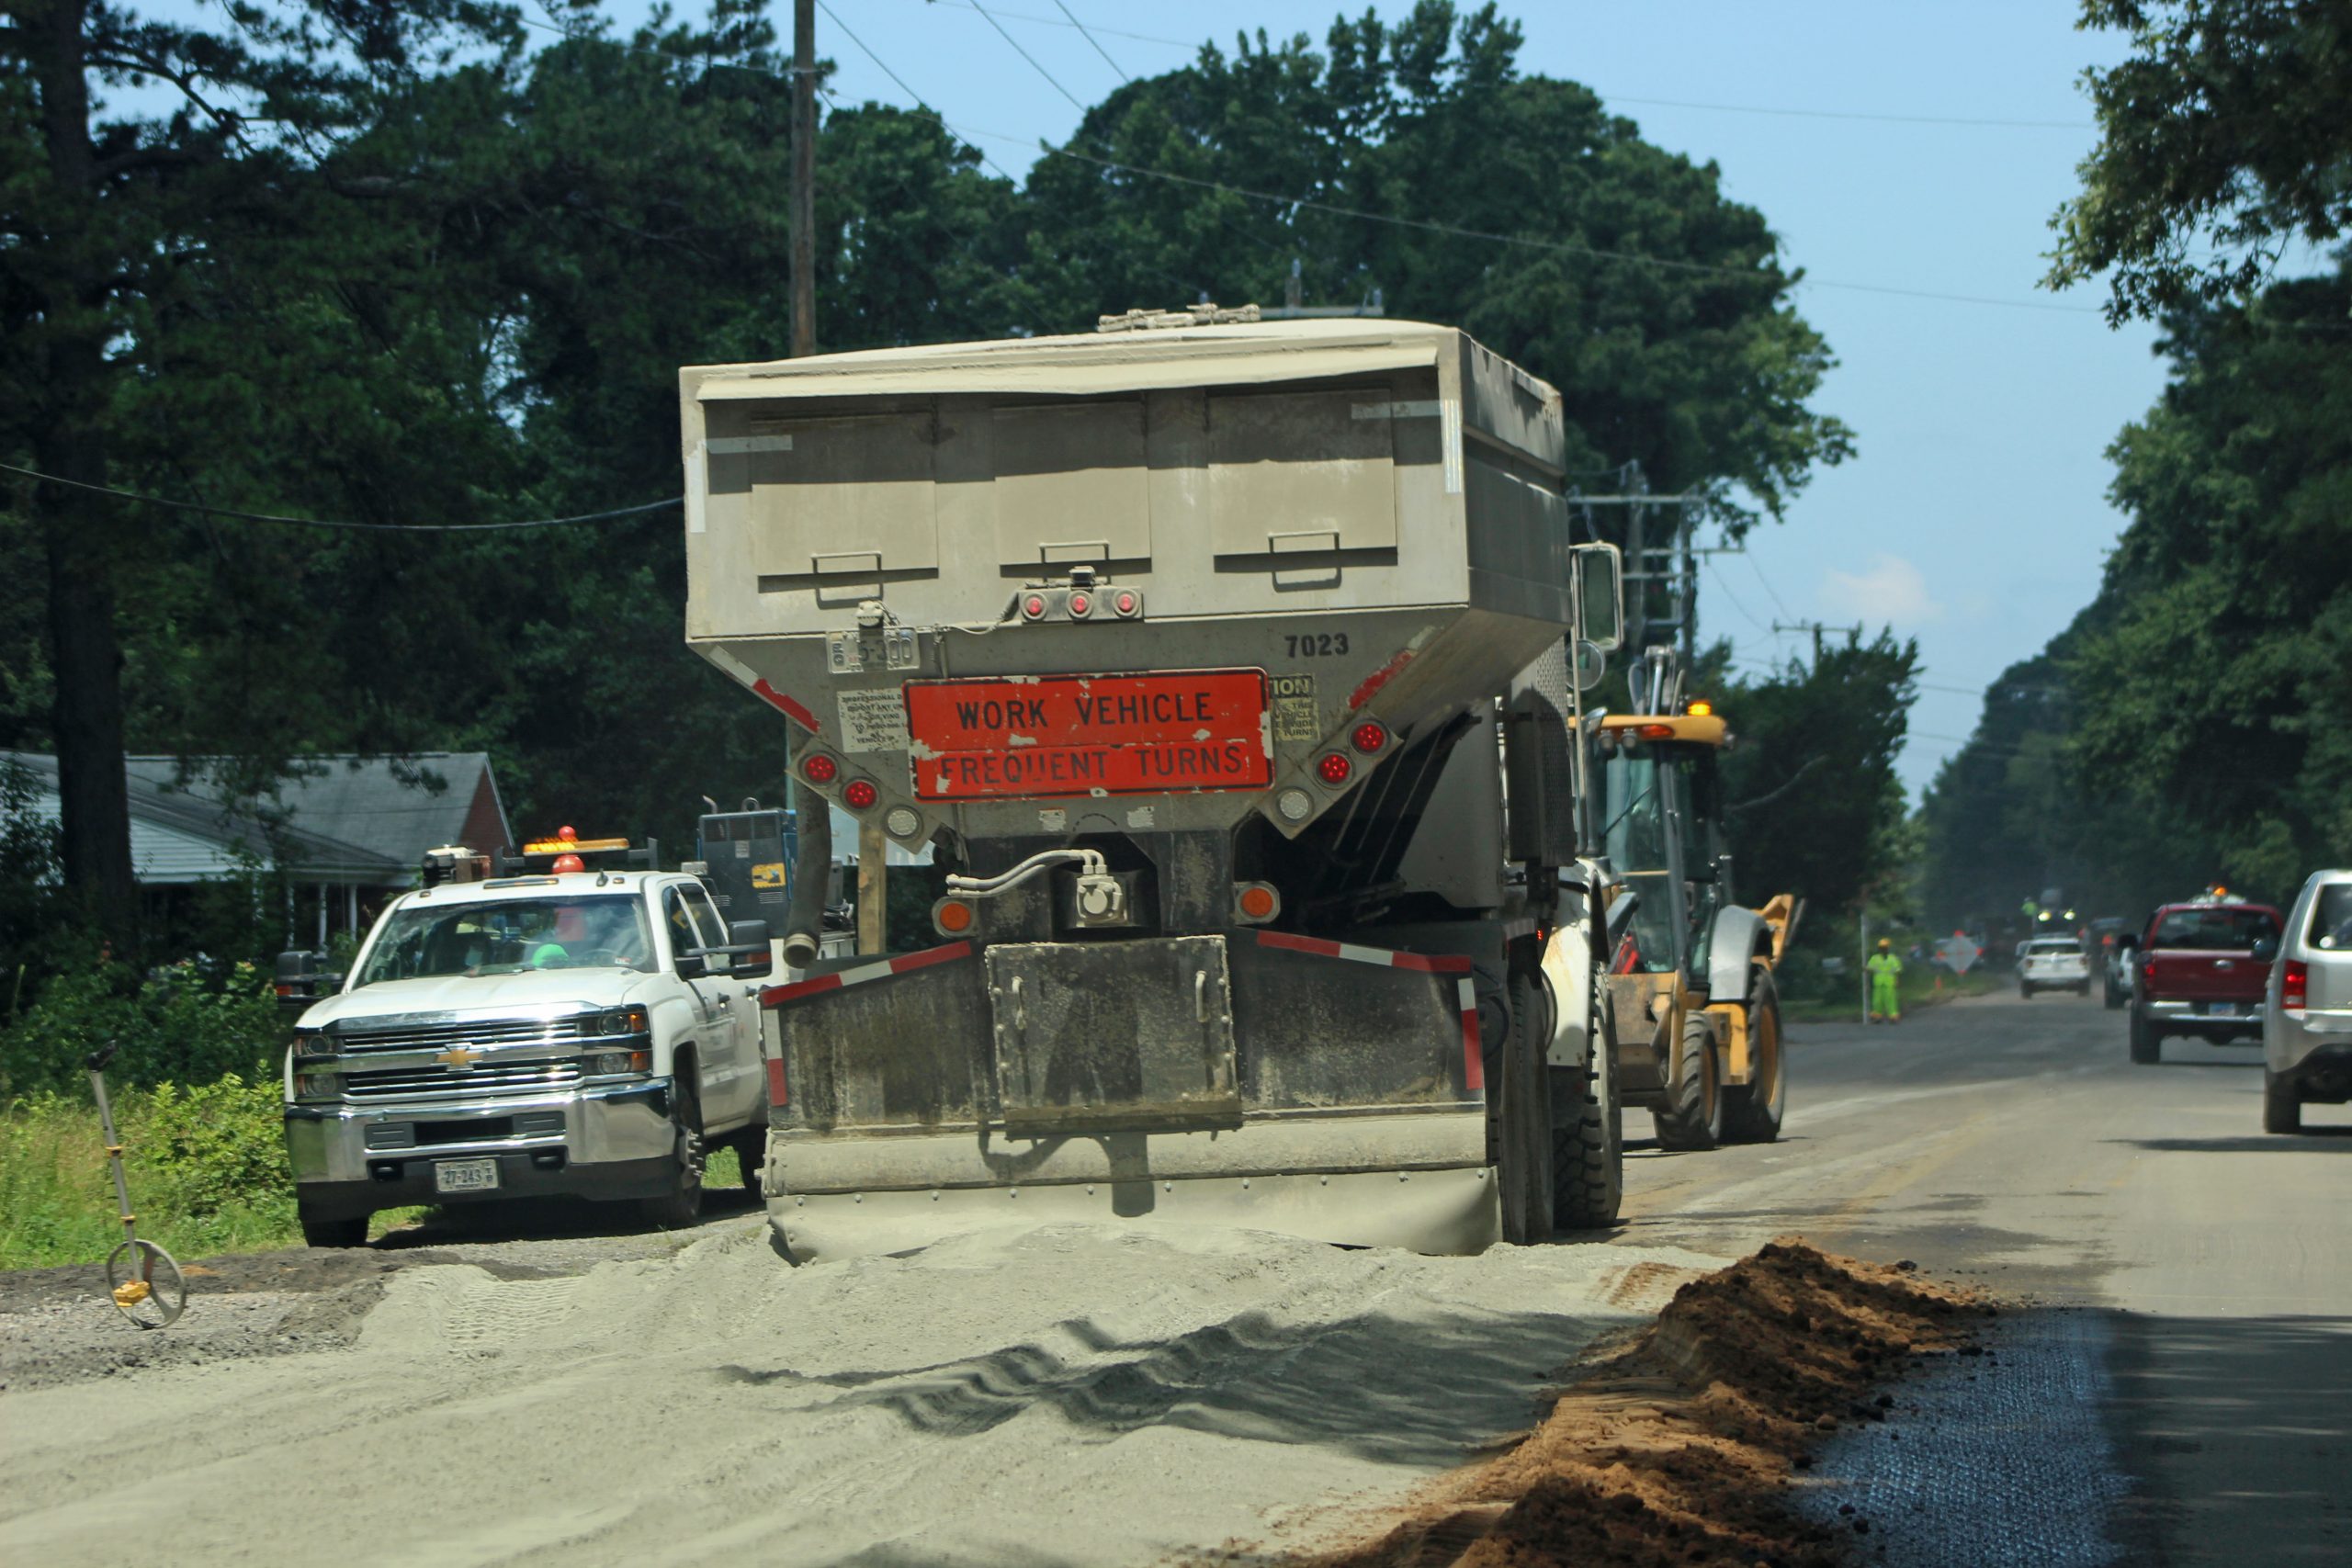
<box><xmin>2148</xmin><ymin>908</ymin><xmax>2279</xmax><ymax>951</ymax></box>
<box><xmin>356</xmin><ymin>896</ymin><xmax>657</xmax><ymax>985</ymax></box>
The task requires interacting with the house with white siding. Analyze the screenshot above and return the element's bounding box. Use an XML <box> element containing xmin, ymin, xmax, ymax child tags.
<box><xmin>3</xmin><ymin>751</ymin><xmax>512</xmax><ymax>943</ymax></box>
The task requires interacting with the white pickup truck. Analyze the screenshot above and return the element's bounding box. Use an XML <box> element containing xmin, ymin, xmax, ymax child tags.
<box><xmin>281</xmin><ymin>847</ymin><xmax>773</xmax><ymax>1247</ymax></box>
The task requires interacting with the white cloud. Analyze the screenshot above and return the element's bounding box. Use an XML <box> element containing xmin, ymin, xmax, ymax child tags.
<box><xmin>1821</xmin><ymin>552</ymin><xmax>1944</xmax><ymax>627</ymax></box>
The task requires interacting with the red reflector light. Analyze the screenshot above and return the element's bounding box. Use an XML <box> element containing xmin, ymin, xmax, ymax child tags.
<box><xmin>1238</xmin><ymin>885</ymin><xmax>1277</xmax><ymax>920</ymax></box>
<box><xmin>2282</xmin><ymin>958</ymin><xmax>2308</xmax><ymax>1010</ymax></box>
<box><xmin>274</xmin><ymin>983</ymin><xmax>292</xmax><ymax>998</ymax></box>
<box><xmin>1069</xmin><ymin>592</ymin><xmax>1091</xmax><ymax>617</ymax></box>
<box><xmin>802</xmin><ymin>753</ymin><xmax>839</xmax><ymax>784</ymax></box>
<box><xmin>1023</xmin><ymin>594</ymin><xmax>1046</xmax><ymax>619</ymax></box>
<box><xmin>842</xmin><ymin>779</ymin><xmax>878</xmax><ymax>809</ymax></box>
<box><xmin>1637</xmin><ymin>723</ymin><xmax>1677</xmax><ymax>740</ymax></box>
<box><xmin>1317</xmin><ymin>753</ymin><xmax>1352</xmax><ymax>786</ymax></box>
<box><xmin>933</xmin><ymin>898</ymin><xmax>974</xmax><ymax>934</ymax></box>
<box><xmin>1351</xmin><ymin>722</ymin><xmax>1387</xmax><ymax>754</ymax></box>
<box><xmin>1114</xmin><ymin>591</ymin><xmax>1137</xmax><ymax>615</ymax></box>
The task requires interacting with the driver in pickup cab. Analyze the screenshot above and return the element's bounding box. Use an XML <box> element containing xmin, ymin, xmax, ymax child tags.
<box><xmin>529</xmin><ymin>904</ymin><xmax>651</xmax><ymax>970</ymax></box>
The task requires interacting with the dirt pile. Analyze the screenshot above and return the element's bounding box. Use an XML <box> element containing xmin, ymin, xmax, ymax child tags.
<box><xmin>1312</xmin><ymin>1239</ymin><xmax>1984</xmax><ymax>1568</ymax></box>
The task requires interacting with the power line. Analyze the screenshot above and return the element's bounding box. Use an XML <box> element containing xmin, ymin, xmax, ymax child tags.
<box><xmin>810</xmin><ymin>4</ymin><xmax>1019</xmax><ymax>181</ymax></box>
<box><xmin>1</xmin><ymin>461</ymin><xmax>677</xmax><ymax>533</ymax></box>
<box><xmin>910</xmin><ymin>2</ymin><xmax>2098</xmax><ymax>129</ymax></box>
<box><xmin>1051</xmin><ymin>0</ymin><xmax>1129</xmax><ymax>84</ymax></box>
<box><xmin>1703</xmin><ymin>559</ymin><xmax>1769</xmax><ymax>634</ymax></box>
<box><xmin>966</xmin><ymin>0</ymin><xmax>1087</xmax><ymax>110</ymax></box>
<box><xmin>522</xmin><ymin>12</ymin><xmax>2104</xmax><ymax>317</ymax></box>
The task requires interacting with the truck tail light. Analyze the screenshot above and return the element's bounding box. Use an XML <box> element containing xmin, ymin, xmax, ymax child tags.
<box><xmin>842</xmin><ymin>779</ymin><xmax>878</xmax><ymax>810</ymax></box>
<box><xmin>1068</xmin><ymin>592</ymin><xmax>1093</xmax><ymax>618</ymax></box>
<box><xmin>1022</xmin><ymin>593</ymin><xmax>1048</xmax><ymax>620</ymax></box>
<box><xmin>1351</xmin><ymin>721</ymin><xmax>1387</xmax><ymax>754</ymax></box>
<box><xmin>1317</xmin><ymin>753</ymin><xmax>1352</xmax><ymax>787</ymax></box>
<box><xmin>2142</xmin><ymin>960</ymin><xmax>2156</xmax><ymax>983</ymax></box>
<box><xmin>1113</xmin><ymin>589</ymin><xmax>1141</xmax><ymax>617</ymax></box>
<box><xmin>2282</xmin><ymin>959</ymin><xmax>2308</xmax><ymax>1011</ymax></box>
<box><xmin>802</xmin><ymin>752</ymin><xmax>839</xmax><ymax>784</ymax></box>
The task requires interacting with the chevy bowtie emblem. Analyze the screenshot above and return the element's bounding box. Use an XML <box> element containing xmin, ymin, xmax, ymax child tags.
<box><xmin>436</xmin><ymin>1045</ymin><xmax>483</xmax><ymax>1070</ymax></box>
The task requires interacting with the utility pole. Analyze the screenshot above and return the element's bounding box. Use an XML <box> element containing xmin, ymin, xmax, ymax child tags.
<box><xmin>1773</xmin><ymin>620</ymin><xmax>1864</xmax><ymax>670</ymax></box>
<box><xmin>790</xmin><ymin>0</ymin><xmax>817</xmax><ymax>359</ymax></box>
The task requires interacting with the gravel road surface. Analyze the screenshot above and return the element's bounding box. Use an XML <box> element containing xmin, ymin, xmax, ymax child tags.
<box><xmin>1</xmin><ymin>987</ymin><xmax>2342</xmax><ymax>1565</ymax></box>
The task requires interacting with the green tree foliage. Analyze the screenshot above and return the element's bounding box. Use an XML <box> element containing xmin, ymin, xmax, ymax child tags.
<box><xmin>1924</xmin><ymin>254</ymin><xmax>2351</xmax><ymax>919</ymax></box>
<box><xmin>5</xmin><ymin>2</ymin><xmax>1857</xmax><ymax>969</ymax></box>
<box><xmin>2051</xmin><ymin>1</ymin><xmax>2352</xmax><ymax>321</ymax></box>
<box><xmin>1710</xmin><ymin>632</ymin><xmax>1920</xmax><ymax>921</ymax></box>
<box><xmin>1023</xmin><ymin>3</ymin><xmax>1852</xmax><ymax>530</ymax></box>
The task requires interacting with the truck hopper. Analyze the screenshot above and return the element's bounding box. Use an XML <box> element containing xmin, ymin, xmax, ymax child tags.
<box><xmin>682</xmin><ymin>316</ymin><xmax>1624</xmax><ymax>1259</ymax></box>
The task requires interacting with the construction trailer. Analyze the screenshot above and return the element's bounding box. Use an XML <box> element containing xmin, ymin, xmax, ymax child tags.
<box><xmin>681</xmin><ymin>315</ymin><xmax>1630</xmax><ymax>1259</ymax></box>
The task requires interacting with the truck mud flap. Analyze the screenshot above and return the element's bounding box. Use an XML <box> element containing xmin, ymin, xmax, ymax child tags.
<box><xmin>985</xmin><ymin>935</ymin><xmax>1241</xmax><ymax>1134</ymax></box>
<box><xmin>759</xmin><ymin>942</ymin><xmax>992</xmax><ymax>1131</ymax></box>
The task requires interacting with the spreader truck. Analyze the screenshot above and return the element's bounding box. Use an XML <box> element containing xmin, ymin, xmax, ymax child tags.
<box><xmin>682</xmin><ymin>313</ymin><xmax>1629</xmax><ymax>1259</ymax></box>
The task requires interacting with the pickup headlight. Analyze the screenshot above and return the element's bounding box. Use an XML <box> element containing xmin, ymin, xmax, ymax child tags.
<box><xmin>292</xmin><ymin>1028</ymin><xmax>334</xmax><ymax>1058</ymax></box>
<box><xmin>292</xmin><ymin>1069</ymin><xmax>342</xmax><ymax>1102</ymax></box>
<box><xmin>594</xmin><ymin>1005</ymin><xmax>650</xmax><ymax>1037</ymax></box>
<box><xmin>584</xmin><ymin>1049</ymin><xmax>652</xmax><ymax>1077</ymax></box>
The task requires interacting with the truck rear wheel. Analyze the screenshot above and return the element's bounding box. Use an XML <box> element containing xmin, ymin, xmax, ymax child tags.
<box><xmin>299</xmin><ymin>1201</ymin><xmax>368</xmax><ymax>1249</ymax></box>
<box><xmin>2262</xmin><ymin>1070</ymin><xmax>2301</xmax><ymax>1134</ymax></box>
<box><xmin>640</xmin><ymin>1070</ymin><xmax>707</xmax><ymax>1229</ymax></box>
<box><xmin>1651</xmin><ymin>1009</ymin><xmax>1724</xmax><ymax>1151</ymax></box>
<box><xmin>2129</xmin><ymin>1009</ymin><xmax>2161</xmax><ymax>1065</ymax></box>
<box><xmin>1722</xmin><ymin>965</ymin><xmax>1785</xmax><ymax>1144</ymax></box>
<box><xmin>1496</xmin><ymin>960</ymin><xmax>1556</xmax><ymax>1245</ymax></box>
<box><xmin>1551</xmin><ymin>961</ymin><xmax>1622</xmax><ymax>1230</ymax></box>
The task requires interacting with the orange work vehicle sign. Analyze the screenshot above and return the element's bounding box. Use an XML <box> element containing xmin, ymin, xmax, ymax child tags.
<box><xmin>903</xmin><ymin>670</ymin><xmax>1272</xmax><ymax>800</ymax></box>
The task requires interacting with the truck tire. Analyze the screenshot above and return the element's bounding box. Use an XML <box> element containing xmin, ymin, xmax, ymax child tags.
<box><xmin>1651</xmin><ymin>1009</ymin><xmax>1724</xmax><ymax>1151</ymax></box>
<box><xmin>2128</xmin><ymin>1009</ymin><xmax>2161</xmax><ymax>1065</ymax></box>
<box><xmin>299</xmin><ymin>1202</ymin><xmax>368</xmax><ymax>1249</ymax></box>
<box><xmin>1551</xmin><ymin>962</ymin><xmax>1622</xmax><ymax>1230</ymax></box>
<box><xmin>1722</xmin><ymin>965</ymin><xmax>1785</xmax><ymax>1145</ymax></box>
<box><xmin>1496</xmin><ymin>959</ymin><xmax>1556</xmax><ymax>1245</ymax></box>
<box><xmin>641</xmin><ymin>1069</ymin><xmax>707</xmax><ymax>1229</ymax></box>
<box><xmin>2262</xmin><ymin>1070</ymin><xmax>2301</xmax><ymax>1134</ymax></box>
<box><xmin>2104</xmin><ymin>978</ymin><xmax>2123</xmax><ymax>1010</ymax></box>
<box><xmin>2020</xmin><ymin>983</ymin><xmax>2035</xmax><ymax>999</ymax></box>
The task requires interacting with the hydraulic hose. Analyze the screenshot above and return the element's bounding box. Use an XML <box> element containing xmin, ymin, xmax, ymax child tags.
<box><xmin>783</xmin><ymin>791</ymin><xmax>832</xmax><ymax>969</ymax></box>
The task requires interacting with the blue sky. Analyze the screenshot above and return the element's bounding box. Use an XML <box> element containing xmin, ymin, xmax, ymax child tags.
<box><xmin>788</xmin><ymin>0</ymin><xmax>2165</xmax><ymax>795</ymax></box>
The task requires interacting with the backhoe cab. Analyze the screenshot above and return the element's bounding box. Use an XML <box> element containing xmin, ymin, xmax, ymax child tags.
<box><xmin>1590</xmin><ymin>648</ymin><xmax>1798</xmax><ymax>1149</ymax></box>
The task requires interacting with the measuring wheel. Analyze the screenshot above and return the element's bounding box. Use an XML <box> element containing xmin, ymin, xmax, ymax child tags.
<box><xmin>106</xmin><ymin>1237</ymin><xmax>187</xmax><ymax>1329</ymax></box>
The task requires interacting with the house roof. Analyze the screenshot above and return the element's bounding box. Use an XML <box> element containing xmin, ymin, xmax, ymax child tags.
<box><xmin>3</xmin><ymin>751</ymin><xmax>511</xmax><ymax>886</ymax></box>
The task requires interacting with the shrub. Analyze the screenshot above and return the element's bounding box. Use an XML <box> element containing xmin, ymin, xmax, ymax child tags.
<box><xmin>0</xmin><ymin>956</ymin><xmax>280</xmax><ymax>1100</ymax></box>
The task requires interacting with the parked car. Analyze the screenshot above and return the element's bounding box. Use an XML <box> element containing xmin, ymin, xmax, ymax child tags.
<box><xmin>2018</xmin><ymin>937</ymin><xmax>2091</xmax><ymax>998</ymax></box>
<box><xmin>2129</xmin><ymin>899</ymin><xmax>2284</xmax><ymax>1064</ymax></box>
<box><xmin>2262</xmin><ymin>870</ymin><xmax>2352</xmax><ymax>1134</ymax></box>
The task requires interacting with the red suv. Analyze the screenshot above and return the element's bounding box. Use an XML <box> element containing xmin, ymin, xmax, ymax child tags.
<box><xmin>2128</xmin><ymin>900</ymin><xmax>2284</xmax><ymax>1064</ymax></box>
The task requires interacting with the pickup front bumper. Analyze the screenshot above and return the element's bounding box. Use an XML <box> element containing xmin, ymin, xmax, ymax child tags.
<box><xmin>285</xmin><ymin>1079</ymin><xmax>678</xmax><ymax>1219</ymax></box>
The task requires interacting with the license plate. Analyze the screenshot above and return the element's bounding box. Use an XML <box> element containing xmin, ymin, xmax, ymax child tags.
<box><xmin>434</xmin><ymin>1157</ymin><xmax>500</xmax><ymax>1194</ymax></box>
<box><xmin>2206</xmin><ymin>1002</ymin><xmax>2238</xmax><ymax>1017</ymax></box>
<box><xmin>903</xmin><ymin>670</ymin><xmax>1272</xmax><ymax>800</ymax></box>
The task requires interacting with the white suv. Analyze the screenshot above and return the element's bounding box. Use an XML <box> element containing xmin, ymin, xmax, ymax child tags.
<box><xmin>2263</xmin><ymin>869</ymin><xmax>2352</xmax><ymax>1134</ymax></box>
<box><xmin>2019</xmin><ymin>937</ymin><xmax>2091</xmax><ymax>998</ymax></box>
<box><xmin>284</xmin><ymin>867</ymin><xmax>773</xmax><ymax>1245</ymax></box>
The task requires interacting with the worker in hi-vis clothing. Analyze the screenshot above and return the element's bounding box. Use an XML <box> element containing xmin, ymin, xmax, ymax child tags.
<box><xmin>1868</xmin><ymin>937</ymin><xmax>1904</xmax><ymax>1023</ymax></box>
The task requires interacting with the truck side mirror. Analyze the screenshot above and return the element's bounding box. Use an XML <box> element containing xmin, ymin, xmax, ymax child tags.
<box><xmin>727</xmin><ymin>920</ymin><xmax>775</xmax><ymax>980</ymax></box>
<box><xmin>1571</xmin><ymin>543</ymin><xmax>1623</xmax><ymax>653</ymax></box>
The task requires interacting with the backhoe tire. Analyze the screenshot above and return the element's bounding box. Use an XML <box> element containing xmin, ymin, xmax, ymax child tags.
<box><xmin>641</xmin><ymin>1068</ymin><xmax>707</xmax><ymax>1229</ymax></box>
<box><xmin>299</xmin><ymin>1203</ymin><xmax>369</xmax><ymax>1249</ymax></box>
<box><xmin>2128</xmin><ymin>1010</ymin><xmax>2161</xmax><ymax>1066</ymax></box>
<box><xmin>1551</xmin><ymin>960</ymin><xmax>1623</xmax><ymax>1230</ymax></box>
<box><xmin>2262</xmin><ymin>1070</ymin><xmax>2301</xmax><ymax>1134</ymax></box>
<box><xmin>1651</xmin><ymin>1009</ymin><xmax>1724</xmax><ymax>1151</ymax></box>
<box><xmin>1722</xmin><ymin>965</ymin><xmax>1786</xmax><ymax>1145</ymax></box>
<box><xmin>1496</xmin><ymin>958</ymin><xmax>1556</xmax><ymax>1246</ymax></box>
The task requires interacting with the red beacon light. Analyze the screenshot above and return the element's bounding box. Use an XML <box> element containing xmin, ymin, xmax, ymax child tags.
<box><xmin>552</xmin><ymin>852</ymin><xmax>585</xmax><ymax>874</ymax></box>
<box><xmin>842</xmin><ymin>779</ymin><xmax>878</xmax><ymax>810</ymax></box>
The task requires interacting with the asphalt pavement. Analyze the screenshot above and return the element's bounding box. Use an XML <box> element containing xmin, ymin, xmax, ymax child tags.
<box><xmin>1611</xmin><ymin>984</ymin><xmax>2350</xmax><ymax>1565</ymax></box>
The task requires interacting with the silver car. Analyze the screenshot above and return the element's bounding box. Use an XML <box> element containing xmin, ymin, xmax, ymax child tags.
<box><xmin>2262</xmin><ymin>869</ymin><xmax>2352</xmax><ymax>1134</ymax></box>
